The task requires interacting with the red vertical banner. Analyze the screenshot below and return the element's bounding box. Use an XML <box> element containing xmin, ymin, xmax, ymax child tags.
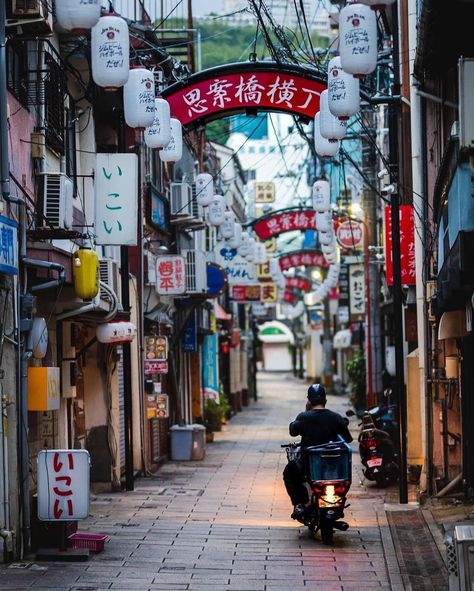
<box><xmin>384</xmin><ymin>205</ymin><xmax>416</xmax><ymax>286</ymax></box>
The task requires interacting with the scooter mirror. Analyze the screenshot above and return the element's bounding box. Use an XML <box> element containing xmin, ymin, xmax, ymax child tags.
<box><xmin>346</xmin><ymin>409</ymin><xmax>355</xmax><ymax>417</ymax></box>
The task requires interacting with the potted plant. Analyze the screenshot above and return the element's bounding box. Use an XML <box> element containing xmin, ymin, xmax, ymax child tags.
<box><xmin>346</xmin><ymin>350</ymin><xmax>367</xmax><ymax>414</ymax></box>
<box><xmin>203</xmin><ymin>398</ymin><xmax>223</xmax><ymax>440</ymax></box>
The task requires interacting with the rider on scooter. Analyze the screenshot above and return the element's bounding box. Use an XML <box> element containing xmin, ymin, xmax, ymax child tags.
<box><xmin>283</xmin><ymin>384</ymin><xmax>353</xmax><ymax>519</ymax></box>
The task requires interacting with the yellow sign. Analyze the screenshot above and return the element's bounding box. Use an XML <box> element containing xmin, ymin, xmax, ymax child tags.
<box><xmin>254</xmin><ymin>182</ymin><xmax>275</xmax><ymax>203</ymax></box>
<box><xmin>28</xmin><ymin>367</ymin><xmax>60</xmax><ymax>411</ymax></box>
<box><xmin>261</xmin><ymin>283</ymin><xmax>278</xmax><ymax>303</ymax></box>
<box><xmin>258</xmin><ymin>261</ymin><xmax>272</xmax><ymax>282</ymax></box>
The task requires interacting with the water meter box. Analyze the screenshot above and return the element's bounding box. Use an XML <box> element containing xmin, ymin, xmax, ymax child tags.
<box><xmin>305</xmin><ymin>441</ymin><xmax>352</xmax><ymax>482</ymax></box>
<box><xmin>170</xmin><ymin>424</ymin><xmax>206</xmax><ymax>461</ymax></box>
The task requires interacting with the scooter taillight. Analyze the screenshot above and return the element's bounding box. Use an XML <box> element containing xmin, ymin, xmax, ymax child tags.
<box><xmin>361</xmin><ymin>437</ymin><xmax>377</xmax><ymax>448</ymax></box>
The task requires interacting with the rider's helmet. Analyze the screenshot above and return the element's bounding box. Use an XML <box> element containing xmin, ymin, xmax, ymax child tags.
<box><xmin>307</xmin><ymin>383</ymin><xmax>326</xmax><ymax>405</ymax></box>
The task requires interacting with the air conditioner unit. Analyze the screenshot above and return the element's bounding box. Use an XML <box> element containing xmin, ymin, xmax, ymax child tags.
<box><xmin>37</xmin><ymin>172</ymin><xmax>74</xmax><ymax>230</ymax></box>
<box><xmin>9</xmin><ymin>0</ymin><xmax>53</xmax><ymax>35</ymax></box>
<box><xmin>99</xmin><ymin>258</ymin><xmax>120</xmax><ymax>302</ymax></box>
<box><xmin>61</xmin><ymin>321</ymin><xmax>76</xmax><ymax>399</ymax></box>
<box><xmin>170</xmin><ymin>182</ymin><xmax>193</xmax><ymax>220</ymax></box>
<box><xmin>182</xmin><ymin>250</ymin><xmax>207</xmax><ymax>294</ymax></box>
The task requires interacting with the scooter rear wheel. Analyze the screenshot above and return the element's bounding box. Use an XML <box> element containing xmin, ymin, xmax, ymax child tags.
<box><xmin>320</xmin><ymin>524</ymin><xmax>334</xmax><ymax>546</ymax></box>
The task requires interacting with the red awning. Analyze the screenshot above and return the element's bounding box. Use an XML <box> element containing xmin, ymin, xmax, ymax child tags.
<box><xmin>216</xmin><ymin>303</ymin><xmax>232</xmax><ymax>321</ymax></box>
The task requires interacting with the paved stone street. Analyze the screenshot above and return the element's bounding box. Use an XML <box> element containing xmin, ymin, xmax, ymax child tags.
<box><xmin>0</xmin><ymin>373</ymin><xmax>446</xmax><ymax>590</ymax></box>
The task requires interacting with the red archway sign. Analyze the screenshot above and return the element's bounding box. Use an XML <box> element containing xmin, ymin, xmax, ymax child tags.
<box><xmin>252</xmin><ymin>207</ymin><xmax>316</xmax><ymax>240</ymax></box>
<box><xmin>277</xmin><ymin>249</ymin><xmax>328</xmax><ymax>271</ymax></box>
<box><xmin>162</xmin><ymin>62</ymin><xmax>327</xmax><ymax>127</ymax></box>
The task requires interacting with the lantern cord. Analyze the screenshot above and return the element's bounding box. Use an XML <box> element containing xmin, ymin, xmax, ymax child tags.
<box><xmin>151</xmin><ymin>0</ymin><xmax>185</xmax><ymax>33</ymax></box>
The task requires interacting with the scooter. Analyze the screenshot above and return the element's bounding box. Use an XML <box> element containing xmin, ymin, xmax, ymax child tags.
<box><xmin>282</xmin><ymin>438</ymin><xmax>352</xmax><ymax>545</ymax></box>
<box><xmin>347</xmin><ymin>404</ymin><xmax>399</xmax><ymax>487</ymax></box>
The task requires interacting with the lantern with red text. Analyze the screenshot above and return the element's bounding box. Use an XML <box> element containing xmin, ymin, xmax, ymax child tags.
<box><xmin>91</xmin><ymin>15</ymin><xmax>130</xmax><ymax>91</ymax></box>
<box><xmin>314</xmin><ymin>113</ymin><xmax>340</xmax><ymax>158</ymax></box>
<box><xmin>328</xmin><ymin>56</ymin><xmax>360</xmax><ymax>119</ymax></box>
<box><xmin>339</xmin><ymin>3</ymin><xmax>378</xmax><ymax>77</ymax></box>
<box><xmin>124</xmin><ymin>67</ymin><xmax>155</xmax><ymax>128</ymax></box>
<box><xmin>97</xmin><ymin>322</ymin><xmax>137</xmax><ymax>344</ymax></box>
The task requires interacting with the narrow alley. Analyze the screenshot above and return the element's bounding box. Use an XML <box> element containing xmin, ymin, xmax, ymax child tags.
<box><xmin>0</xmin><ymin>374</ymin><xmax>447</xmax><ymax>591</ymax></box>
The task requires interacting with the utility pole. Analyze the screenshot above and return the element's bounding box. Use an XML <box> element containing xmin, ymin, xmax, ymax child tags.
<box><xmin>388</xmin><ymin>4</ymin><xmax>408</xmax><ymax>504</ymax></box>
<box><xmin>118</xmin><ymin>118</ymin><xmax>134</xmax><ymax>492</ymax></box>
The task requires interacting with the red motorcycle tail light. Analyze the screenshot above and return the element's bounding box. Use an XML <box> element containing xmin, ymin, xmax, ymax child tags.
<box><xmin>361</xmin><ymin>437</ymin><xmax>377</xmax><ymax>448</ymax></box>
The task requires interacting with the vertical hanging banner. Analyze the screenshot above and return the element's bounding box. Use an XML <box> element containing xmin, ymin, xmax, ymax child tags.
<box><xmin>349</xmin><ymin>263</ymin><xmax>365</xmax><ymax>315</ymax></box>
<box><xmin>181</xmin><ymin>310</ymin><xmax>197</xmax><ymax>352</ymax></box>
<box><xmin>37</xmin><ymin>450</ymin><xmax>90</xmax><ymax>520</ymax></box>
<box><xmin>384</xmin><ymin>205</ymin><xmax>416</xmax><ymax>285</ymax></box>
<box><xmin>95</xmin><ymin>154</ymin><xmax>138</xmax><ymax>245</ymax></box>
<box><xmin>202</xmin><ymin>334</ymin><xmax>219</xmax><ymax>402</ymax></box>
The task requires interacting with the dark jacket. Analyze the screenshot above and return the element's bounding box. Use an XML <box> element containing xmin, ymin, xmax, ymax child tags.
<box><xmin>289</xmin><ymin>408</ymin><xmax>353</xmax><ymax>448</ymax></box>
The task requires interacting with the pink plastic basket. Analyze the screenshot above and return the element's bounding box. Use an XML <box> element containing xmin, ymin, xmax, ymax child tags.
<box><xmin>68</xmin><ymin>532</ymin><xmax>108</xmax><ymax>553</ymax></box>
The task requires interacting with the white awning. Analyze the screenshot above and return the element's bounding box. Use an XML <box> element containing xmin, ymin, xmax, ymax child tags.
<box><xmin>333</xmin><ymin>329</ymin><xmax>352</xmax><ymax>350</ymax></box>
<box><xmin>258</xmin><ymin>321</ymin><xmax>294</xmax><ymax>344</ymax></box>
<box><xmin>438</xmin><ymin>310</ymin><xmax>468</xmax><ymax>340</ymax></box>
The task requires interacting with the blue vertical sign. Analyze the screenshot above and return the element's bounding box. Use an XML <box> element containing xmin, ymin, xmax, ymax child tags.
<box><xmin>202</xmin><ymin>334</ymin><xmax>219</xmax><ymax>402</ymax></box>
<box><xmin>0</xmin><ymin>216</ymin><xmax>18</xmax><ymax>275</ymax></box>
<box><xmin>181</xmin><ymin>310</ymin><xmax>197</xmax><ymax>352</ymax></box>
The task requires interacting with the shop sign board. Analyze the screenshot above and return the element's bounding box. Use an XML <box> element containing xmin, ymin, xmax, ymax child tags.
<box><xmin>163</xmin><ymin>65</ymin><xmax>326</xmax><ymax>127</ymax></box>
<box><xmin>336</xmin><ymin>220</ymin><xmax>364</xmax><ymax>250</ymax></box>
<box><xmin>253</xmin><ymin>208</ymin><xmax>316</xmax><ymax>240</ymax></box>
<box><xmin>0</xmin><ymin>215</ymin><xmax>18</xmax><ymax>275</ymax></box>
<box><xmin>231</xmin><ymin>285</ymin><xmax>262</xmax><ymax>302</ymax></box>
<box><xmin>144</xmin><ymin>360</ymin><xmax>169</xmax><ymax>374</ymax></box>
<box><xmin>181</xmin><ymin>311</ymin><xmax>197</xmax><ymax>352</ymax></box>
<box><xmin>254</xmin><ymin>182</ymin><xmax>275</xmax><ymax>203</ymax></box>
<box><xmin>349</xmin><ymin>264</ymin><xmax>365</xmax><ymax>315</ymax></box>
<box><xmin>202</xmin><ymin>334</ymin><xmax>219</xmax><ymax>402</ymax></box>
<box><xmin>384</xmin><ymin>205</ymin><xmax>416</xmax><ymax>285</ymax></box>
<box><xmin>278</xmin><ymin>250</ymin><xmax>328</xmax><ymax>271</ymax></box>
<box><xmin>215</xmin><ymin>243</ymin><xmax>258</xmax><ymax>285</ymax></box>
<box><xmin>37</xmin><ymin>449</ymin><xmax>90</xmax><ymax>521</ymax></box>
<box><xmin>95</xmin><ymin>154</ymin><xmax>138</xmax><ymax>245</ymax></box>
<box><xmin>145</xmin><ymin>336</ymin><xmax>168</xmax><ymax>361</ymax></box>
<box><xmin>258</xmin><ymin>261</ymin><xmax>272</xmax><ymax>282</ymax></box>
<box><xmin>156</xmin><ymin>394</ymin><xmax>169</xmax><ymax>418</ymax></box>
<box><xmin>261</xmin><ymin>283</ymin><xmax>278</xmax><ymax>303</ymax></box>
<box><xmin>155</xmin><ymin>255</ymin><xmax>186</xmax><ymax>295</ymax></box>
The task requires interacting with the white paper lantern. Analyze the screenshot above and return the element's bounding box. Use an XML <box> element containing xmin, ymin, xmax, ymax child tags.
<box><xmin>220</xmin><ymin>211</ymin><xmax>236</xmax><ymax>239</ymax></box>
<box><xmin>237</xmin><ymin>231</ymin><xmax>251</xmax><ymax>257</ymax></box>
<box><xmin>91</xmin><ymin>15</ymin><xmax>130</xmax><ymax>91</ymax></box>
<box><xmin>312</xmin><ymin>179</ymin><xmax>331</xmax><ymax>212</ymax></box>
<box><xmin>322</xmin><ymin>242</ymin><xmax>336</xmax><ymax>256</ymax></box>
<box><xmin>314</xmin><ymin>113</ymin><xmax>340</xmax><ymax>158</ymax></box>
<box><xmin>319</xmin><ymin>230</ymin><xmax>334</xmax><ymax>246</ymax></box>
<box><xmin>123</xmin><ymin>67</ymin><xmax>155</xmax><ymax>129</ymax></box>
<box><xmin>159</xmin><ymin>118</ymin><xmax>182</xmax><ymax>163</ymax></box>
<box><xmin>319</xmin><ymin>90</ymin><xmax>347</xmax><ymax>141</ymax></box>
<box><xmin>97</xmin><ymin>321</ymin><xmax>137</xmax><ymax>344</ymax></box>
<box><xmin>316</xmin><ymin>210</ymin><xmax>333</xmax><ymax>233</ymax></box>
<box><xmin>339</xmin><ymin>3</ymin><xmax>378</xmax><ymax>77</ymax></box>
<box><xmin>144</xmin><ymin>98</ymin><xmax>171</xmax><ymax>148</ymax></box>
<box><xmin>195</xmin><ymin>173</ymin><xmax>214</xmax><ymax>207</ymax></box>
<box><xmin>326</xmin><ymin>248</ymin><xmax>341</xmax><ymax>265</ymax></box>
<box><xmin>29</xmin><ymin>317</ymin><xmax>48</xmax><ymax>359</ymax></box>
<box><xmin>245</xmin><ymin>238</ymin><xmax>257</xmax><ymax>262</ymax></box>
<box><xmin>208</xmin><ymin>195</ymin><xmax>226</xmax><ymax>226</ymax></box>
<box><xmin>256</xmin><ymin>243</ymin><xmax>267</xmax><ymax>265</ymax></box>
<box><xmin>328</xmin><ymin>56</ymin><xmax>360</xmax><ymax>119</ymax></box>
<box><xmin>227</xmin><ymin>223</ymin><xmax>242</xmax><ymax>248</ymax></box>
<box><xmin>55</xmin><ymin>0</ymin><xmax>101</xmax><ymax>32</ymax></box>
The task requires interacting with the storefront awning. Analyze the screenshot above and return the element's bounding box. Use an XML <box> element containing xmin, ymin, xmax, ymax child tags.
<box><xmin>438</xmin><ymin>310</ymin><xmax>468</xmax><ymax>340</ymax></box>
<box><xmin>333</xmin><ymin>329</ymin><xmax>352</xmax><ymax>350</ymax></box>
<box><xmin>258</xmin><ymin>321</ymin><xmax>294</xmax><ymax>344</ymax></box>
<box><xmin>215</xmin><ymin>303</ymin><xmax>232</xmax><ymax>322</ymax></box>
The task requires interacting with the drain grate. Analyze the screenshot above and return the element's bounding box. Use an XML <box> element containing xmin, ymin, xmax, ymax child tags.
<box><xmin>114</xmin><ymin>522</ymin><xmax>141</xmax><ymax>527</ymax></box>
<box><xmin>158</xmin><ymin>487</ymin><xmax>204</xmax><ymax>496</ymax></box>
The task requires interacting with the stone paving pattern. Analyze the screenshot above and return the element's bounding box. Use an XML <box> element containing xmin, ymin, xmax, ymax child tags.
<box><xmin>0</xmin><ymin>373</ymin><xmax>447</xmax><ymax>590</ymax></box>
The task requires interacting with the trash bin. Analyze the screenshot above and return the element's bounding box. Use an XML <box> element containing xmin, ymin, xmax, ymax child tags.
<box><xmin>170</xmin><ymin>424</ymin><xmax>206</xmax><ymax>461</ymax></box>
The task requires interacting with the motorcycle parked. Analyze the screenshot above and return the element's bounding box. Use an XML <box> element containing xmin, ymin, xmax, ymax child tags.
<box><xmin>347</xmin><ymin>403</ymin><xmax>399</xmax><ymax>487</ymax></box>
<box><xmin>282</xmin><ymin>438</ymin><xmax>352</xmax><ymax>545</ymax></box>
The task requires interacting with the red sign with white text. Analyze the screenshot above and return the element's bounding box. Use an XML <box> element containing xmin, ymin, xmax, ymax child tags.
<box><xmin>285</xmin><ymin>276</ymin><xmax>312</xmax><ymax>292</ymax></box>
<box><xmin>283</xmin><ymin>291</ymin><xmax>298</xmax><ymax>304</ymax></box>
<box><xmin>384</xmin><ymin>205</ymin><xmax>416</xmax><ymax>285</ymax></box>
<box><xmin>231</xmin><ymin>285</ymin><xmax>262</xmax><ymax>302</ymax></box>
<box><xmin>278</xmin><ymin>250</ymin><xmax>328</xmax><ymax>271</ymax></box>
<box><xmin>336</xmin><ymin>220</ymin><xmax>364</xmax><ymax>250</ymax></box>
<box><xmin>163</xmin><ymin>68</ymin><xmax>326</xmax><ymax>126</ymax></box>
<box><xmin>253</xmin><ymin>208</ymin><xmax>316</xmax><ymax>240</ymax></box>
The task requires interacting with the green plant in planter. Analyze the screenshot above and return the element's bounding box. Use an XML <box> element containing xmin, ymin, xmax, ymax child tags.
<box><xmin>346</xmin><ymin>350</ymin><xmax>367</xmax><ymax>412</ymax></box>
<box><xmin>218</xmin><ymin>389</ymin><xmax>231</xmax><ymax>421</ymax></box>
<box><xmin>203</xmin><ymin>398</ymin><xmax>223</xmax><ymax>432</ymax></box>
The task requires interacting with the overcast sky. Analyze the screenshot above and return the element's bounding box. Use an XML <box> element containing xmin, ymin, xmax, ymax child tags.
<box><xmin>192</xmin><ymin>0</ymin><xmax>225</xmax><ymax>16</ymax></box>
